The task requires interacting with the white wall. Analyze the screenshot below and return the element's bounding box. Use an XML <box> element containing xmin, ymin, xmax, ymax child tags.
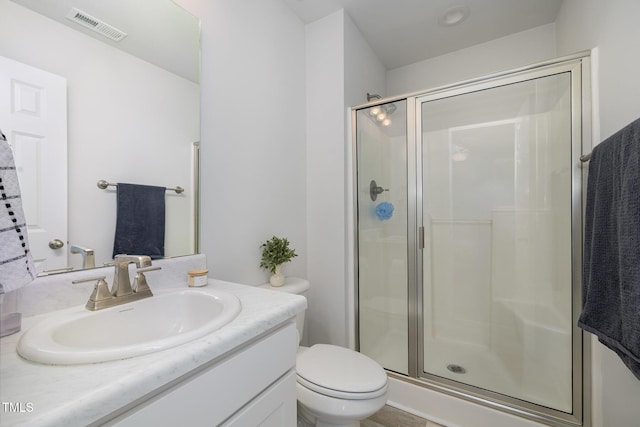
<box><xmin>386</xmin><ymin>23</ymin><xmax>557</xmax><ymax>97</ymax></box>
<box><xmin>183</xmin><ymin>0</ymin><xmax>307</xmax><ymax>286</ymax></box>
<box><xmin>343</xmin><ymin>13</ymin><xmax>387</xmax><ymax>347</ymax></box>
<box><xmin>0</xmin><ymin>0</ymin><xmax>199</xmax><ymax>269</ymax></box>
<box><xmin>555</xmin><ymin>1</ymin><xmax>640</xmax><ymax>425</ymax></box>
<box><xmin>182</xmin><ymin>4</ymin><xmax>385</xmax><ymax>348</ymax></box>
<box><xmin>305</xmin><ymin>11</ymin><xmax>347</xmax><ymax>346</ymax></box>
<box><xmin>305</xmin><ymin>10</ymin><xmax>386</xmax><ymax>347</ymax></box>
<box><xmin>344</xmin><ymin>15</ymin><xmax>387</xmax><ymax>104</ymax></box>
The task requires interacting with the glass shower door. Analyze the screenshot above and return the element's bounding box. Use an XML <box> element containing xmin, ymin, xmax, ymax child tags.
<box><xmin>356</xmin><ymin>100</ymin><xmax>409</xmax><ymax>375</ymax></box>
<box><xmin>419</xmin><ymin>73</ymin><xmax>574</xmax><ymax>412</ymax></box>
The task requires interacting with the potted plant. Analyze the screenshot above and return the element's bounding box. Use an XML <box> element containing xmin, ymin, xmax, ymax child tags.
<box><xmin>260</xmin><ymin>236</ymin><xmax>297</xmax><ymax>287</ymax></box>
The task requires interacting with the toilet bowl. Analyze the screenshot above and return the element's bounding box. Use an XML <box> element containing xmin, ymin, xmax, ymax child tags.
<box><xmin>260</xmin><ymin>278</ymin><xmax>388</xmax><ymax>427</ymax></box>
<box><xmin>296</xmin><ymin>344</ymin><xmax>388</xmax><ymax>426</ymax></box>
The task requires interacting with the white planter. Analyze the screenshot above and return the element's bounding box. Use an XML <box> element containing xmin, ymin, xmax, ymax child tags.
<box><xmin>270</xmin><ymin>265</ymin><xmax>285</xmax><ymax>287</ymax></box>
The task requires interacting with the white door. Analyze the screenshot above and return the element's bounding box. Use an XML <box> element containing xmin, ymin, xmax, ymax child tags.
<box><xmin>0</xmin><ymin>56</ymin><xmax>68</xmax><ymax>274</ymax></box>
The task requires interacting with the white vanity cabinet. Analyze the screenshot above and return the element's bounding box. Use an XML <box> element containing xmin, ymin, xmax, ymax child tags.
<box><xmin>106</xmin><ymin>322</ymin><xmax>298</xmax><ymax>426</ymax></box>
<box><xmin>1</xmin><ymin>269</ymin><xmax>307</xmax><ymax>427</ymax></box>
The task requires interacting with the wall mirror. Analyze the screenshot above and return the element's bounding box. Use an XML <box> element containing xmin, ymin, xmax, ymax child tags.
<box><xmin>2</xmin><ymin>0</ymin><xmax>200</xmax><ymax>274</ymax></box>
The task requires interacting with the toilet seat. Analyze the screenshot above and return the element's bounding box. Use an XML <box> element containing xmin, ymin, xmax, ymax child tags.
<box><xmin>296</xmin><ymin>344</ymin><xmax>388</xmax><ymax>400</ymax></box>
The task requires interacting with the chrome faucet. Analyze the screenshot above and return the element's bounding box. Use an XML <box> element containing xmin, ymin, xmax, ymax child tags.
<box><xmin>70</xmin><ymin>245</ymin><xmax>95</xmax><ymax>269</ymax></box>
<box><xmin>73</xmin><ymin>254</ymin><xmax>160</xmax><ymax>311</ymax></box>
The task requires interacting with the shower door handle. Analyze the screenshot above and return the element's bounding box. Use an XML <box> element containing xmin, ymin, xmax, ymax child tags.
<box><xmin>418</xmin><ymin>226</ymin><xmax>424</xmax><ymax>250</ymax></box>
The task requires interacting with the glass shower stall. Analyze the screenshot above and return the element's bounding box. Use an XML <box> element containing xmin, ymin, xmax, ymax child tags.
<box><xmin>353</xmin><ymin>53</ymin><xmax>590</xmax><ymax>426</ymax></box>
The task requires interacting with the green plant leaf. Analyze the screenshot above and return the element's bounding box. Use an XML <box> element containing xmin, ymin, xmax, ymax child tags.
<box><xmin>259</xmin><ymin>236</ymin><xmax>298</xmax><ymax>274</ymax></box>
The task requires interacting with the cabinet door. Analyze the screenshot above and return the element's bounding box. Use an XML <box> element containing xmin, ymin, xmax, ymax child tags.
<box><xmin>107</xmin><ymin>323</ymin><xmax>297</xmax><ymax>426</ymax></box>
<box><xmin>223</xmin><ymin>371</ymin><xmax>296</xmax><ymax>427</ymax></box>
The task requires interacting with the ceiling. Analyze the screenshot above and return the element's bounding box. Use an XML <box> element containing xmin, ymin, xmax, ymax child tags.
<box><xmin>11</xmin><ymin>0</ymin><xmax>200</xmax><ymax>83</ymax></box>
<box><xmin>282</xmin><ymin>0</ymin><xmax>564</xmax><ymax>70</ymax></box>
<box><xmin>12</xmin><ymin>0</ymin><xmax>563</xmax><ymax>82</ymax></box>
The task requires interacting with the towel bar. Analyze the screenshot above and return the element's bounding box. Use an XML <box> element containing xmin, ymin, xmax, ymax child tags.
<box><xmin>97</xmin><ymin>180</ymin><xmax>184</xmax><ymax>194</ymax></box>
<box><xmin>580</xmin><ymin>153</ymin><xmax>591</xmax><ymax>162</ymax></box>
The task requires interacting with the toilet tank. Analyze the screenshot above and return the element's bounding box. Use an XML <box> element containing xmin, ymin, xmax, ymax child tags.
<box><xmin>260</xmin><ymin>277</ymin><xmax>309</xmax><ymax>345</ymax></box>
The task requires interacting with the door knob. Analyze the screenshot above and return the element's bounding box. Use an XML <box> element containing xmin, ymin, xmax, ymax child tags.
<box><xmin>49</xmin><ymin>239</ymin><xmax>65</xmax><ymax>250</ymax></box>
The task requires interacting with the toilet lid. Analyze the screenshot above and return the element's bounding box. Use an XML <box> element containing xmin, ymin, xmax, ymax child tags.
<box><xmin>296</xmin><ymin>344</ymin><xmax>387</xmax><ymax>398</ymax></box>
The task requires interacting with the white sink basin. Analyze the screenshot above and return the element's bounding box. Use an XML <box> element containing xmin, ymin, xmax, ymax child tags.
<box><xmin>17</xmin><ymin>288</ymin><xmax>241</xmax><ymax>365</ymax></box>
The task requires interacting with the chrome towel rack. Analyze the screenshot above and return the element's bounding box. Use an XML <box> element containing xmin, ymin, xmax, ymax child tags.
<box><xmin>580</xmin><ymin>153</ymin><xmax>592</xmax><ymax>162</ymax></box>
<box><xmin>97</xmin><ymin>180</ymin><xmax>184</xmax><ymax>194</ymax></box>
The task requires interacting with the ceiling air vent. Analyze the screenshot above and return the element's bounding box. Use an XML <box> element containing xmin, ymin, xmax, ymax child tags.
<box><xmin>65</xmin><ymin>8</ymin><xmax>127</xmax><ymax>42</ymax></box>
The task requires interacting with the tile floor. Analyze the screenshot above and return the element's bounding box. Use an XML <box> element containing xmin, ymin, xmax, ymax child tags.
<box><xmin>363</xmin><ymin>405</ymin><xmax>445</xmax><ymax>427</ymax></box>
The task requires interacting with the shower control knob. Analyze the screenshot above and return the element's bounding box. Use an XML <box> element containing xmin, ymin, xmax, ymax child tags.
<box><xmin>370</xmin><ymin>179</ymin><xmax>389</xmax><ymax>201</ymax></box>
<box><xmin>49</xmin><ymin>239</ymin><xmax>65</xmax><ymax>250</ymax></box>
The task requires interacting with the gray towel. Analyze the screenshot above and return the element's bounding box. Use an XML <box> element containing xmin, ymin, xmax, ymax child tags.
<box><xmin>578</xmin><ymin>117</ymin><xmax>640</xmax><ymax>380</ymax></box>
<box><xmin>0</xmin><ymin>131</ymin><xmax>36</xmax><ymax>293</ymax></box>
<box><xmin>112</xmin><ymin>183</ymin><xmax>166</xmax><ymax>260</ymax></box>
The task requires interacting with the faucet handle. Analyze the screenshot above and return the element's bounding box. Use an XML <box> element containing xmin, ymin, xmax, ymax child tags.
<box><xmin>133</xmin><ymin>266</ymin><xmax>161</xmax><ymax>294</ymax></box>
<box><xmin>137</xmin><ymin>266</ymin><xmax>162</xmax><ymax>273</ymax></box>
<box><xmin>72</xmin><ymin>276</ymin><xmax>107</xmax><ymax>286</ymax></box>
<box><xmin>73</xmin><ymin>276</ymin><xmax>113</xmax><ymax>311</ymax></box>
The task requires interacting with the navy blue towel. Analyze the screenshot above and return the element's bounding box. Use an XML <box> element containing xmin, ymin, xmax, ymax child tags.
<box><xmin>578</xmin><ymin>117</ymin><xmax>640</xmax><ymax>380</ymax></box>
<box><xmin>112</xmin><ymin>183</ymin><xmax>166</xmax><ymax>260</ymax></box>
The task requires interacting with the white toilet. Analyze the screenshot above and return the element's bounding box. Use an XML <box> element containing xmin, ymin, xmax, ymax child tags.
<box><xmin>261</xmin><ymin>278</ymin><xmax>388</xmax><ymax>427</ymax></box>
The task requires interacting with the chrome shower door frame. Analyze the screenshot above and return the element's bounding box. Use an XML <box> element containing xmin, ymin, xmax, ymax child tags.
<box><xmin>352</xmin><ymin>51</ymin><xmax>592</xmax><ymax>427</ymax></box>
<box><xmin>412</xmin><ymin>53</ymin><xmax>591</xmax><ymax>427</ymax></box>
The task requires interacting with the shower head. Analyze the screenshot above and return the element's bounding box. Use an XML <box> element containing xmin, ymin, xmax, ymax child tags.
<box><xmin>369</xmin><ymin>102</ymin><xmax>397</xmax><ymax>126</ymax></box>
<box><xmin>367</xmin><ymin>93</ymin><xmax>396</xmax><ymax>114</ymax></box>
<box><xmin>366</xmin><ymin>93</ymin><xmax>397</xmax><ymax>126</ymax></box>
<box><xmin>367</xmin><ymin>93</ymin><xmax>382</xmax><ymax>102</ymax></box>
<box><xmin>384</xmin><ymin>103</ymin><xmax>397</xmax><ymax>115</ymax></box>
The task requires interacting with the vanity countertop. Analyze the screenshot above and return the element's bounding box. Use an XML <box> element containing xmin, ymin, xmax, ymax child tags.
<box><xmin>0</xmin><ymin>280</ymin><xmax>306</xmax><ymax>427</ymax></box>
